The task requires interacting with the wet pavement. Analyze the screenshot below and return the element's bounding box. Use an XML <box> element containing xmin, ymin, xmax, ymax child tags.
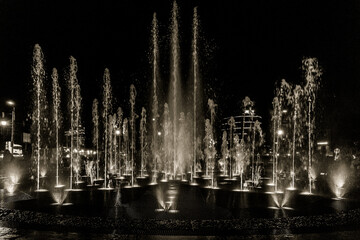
<box><xmin>1</xmin><ymin>226</ymin><xmax>360</xmax><ymax>240</ymax></box>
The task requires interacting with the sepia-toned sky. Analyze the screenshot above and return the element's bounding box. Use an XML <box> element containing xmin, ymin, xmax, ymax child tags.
<box><xmin>0</xmin><ymin>0</ymin><xmax>360</xmax><ymax>146</ymax></box>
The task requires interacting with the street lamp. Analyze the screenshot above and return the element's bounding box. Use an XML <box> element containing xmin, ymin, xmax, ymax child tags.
<box><xmin>6</xmin><ymin>100</ymin><xmax>15</xmax><ymax>154</ymax></box>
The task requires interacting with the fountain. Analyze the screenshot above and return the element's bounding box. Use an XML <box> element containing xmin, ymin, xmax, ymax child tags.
<box><xmin>170</xmin><ymin>0</ymin><xmax>181</xmax><ymax>180</ymax></box>
<box><xmin>151</xmin><ymin>13</ymin><xmax>160</xmax><ymax>183</ymax></box>
<box><xmin>204</xmin><ymin>118</ymin><xmax>216</xmax><ymax>188</ymax></box>
<box><xmin>51</xmin><ymin>68</ymin><xmax>64</xmax><ymax>188</ymax></box>
<box><xmin>116</xmin><ymin>107</ymin><xmax>123</xmax><ymax>178</ymax></box>
<box><xmin>3</xmin><ymin>3</ymin><xmax>359</xmax><ymax>236</ymax></box>
<box><xmin>31</xmin><ymin>44</ymin><xmax>48</xmax><ymax>192</ymax></box>
<box><xmin>162</xmin><ymin>103</ymin><xmax>172</xmax><ymax>182</ymax></box>
<box><xmin>139</xmin><ymin>107</ymin><xmax>147</xmax><ymax>178</ymax></box>
<box><xmin>192</xmin><ymin>7</ymin><xmax>199</xmax><ymax>185</ymax></box>
<box><xmin>303</xmin><ymin>58</ymin><xmax>322</xmax><ymax>194</ymax></box>
<box><xmin>92</xmin><ymin>99</ymin><xmax>100</xmax><ymax>181</ymax></box>
<box><xmin>4</xmin><ymin>162</ymin><xmax>21</xmax><ymax>195</ymax></box>
<box><xmin>287</xmin><ymin>85</ymin><xmax>303</xmax><ymax>190</ymax></box>
<box><xmin>74</xmin><ymin>80</ymin><xmax>82</xmax><ymax>186</ymax></box>
<box><xmin>233</xmin><ymin>134</ymin><xmax>249</xmax><ymax>191</ymax></box>
<box><xmin>100</xmin><ymin>68</ymin><xmax>113</xmax><ymax>190</ymax></box>
<box><xmin>205</xmin><ymin>99</ymin><xmax>217</xmax><ymax>181</ymax></box>
<box><xmin>122</xmin><ymin>118</ymin><xmax>130</xmax><ymax>178</ymax></box>
<box><xmin>129</xmin><ymin>84</ymin><xmax>137</xmax><ymax>187</ymax></box>
<box><xmin>227</xmin><ymin>116</ymin><xmax>235</xmax><ymax>180</ymax></box>
<box><xmin>220</xmin><ymin>131</ymin><xmax>229</xmax><ymax>177</ymax></box>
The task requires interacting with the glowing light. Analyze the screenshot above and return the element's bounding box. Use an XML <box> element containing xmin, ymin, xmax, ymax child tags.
<box><xmin>317</xmin><ymin>141</ymin><xmax>328</xmax><ymax>146</ymax></box>
<box><xmin>115</xmin><ymin>129</ymin><xmax>121</xmax><ymax>135</ymax></box>
<box><xmin>6</xmin><ymin>100</ymin><xmax>15</xmax><ymax>106</ymax></box>
<box><xmin>0</xmin><ymin>120</ymin><xmax>7</xmax><ymax>126</ymax></box>
<box><xmin>51</xmin><ymin>189</ymin><xmax>69</xmax><ymax>205</ymax></box>
<box><xmin>6</xmin><ymin>183</ymin><xmax>16</xmax><ymax>195</ymax></box>
<box><xmin>300</xmin><ymin>191</ymin><xmax>313</xmax><ymax>195</ymax></box>
<box><xmin>9</xmin><ymin>174</ymin><xmax>20</xmax><ymax>184</ymax></box>
<box><xmin>277</xmin><ymin>129</ymin><xmax>284</xmax><ymax>135</ymax></box>
<box><xmin>157</xmin><ymin>131</ymin><xmax>162</xmax><ymax>136</ymax></box>
<box><xmin>40</xmin><ymin>169</ymin><xmax>47</xmax><ymax>178</ymax></box>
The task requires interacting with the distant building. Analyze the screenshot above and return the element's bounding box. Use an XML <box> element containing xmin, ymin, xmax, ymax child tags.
<box><xmin>64</xmin><ymin>125</ymin><xmax>86</xmax><ymax>149</ymax></box>
<box><xmin>221</xmin><ymin>106</ymin><xmax>262</xmax><ymax>140</ymax></box>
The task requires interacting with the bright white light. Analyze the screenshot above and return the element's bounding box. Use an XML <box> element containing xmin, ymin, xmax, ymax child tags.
<box><xmin>317</xmin><ymin>141</ymin><xmax>328</xmax><ymax>146</ymax></box>
<box><xmin>40</xmin><ymin>169</ymin><xmax>47</xmax><ymax>178</ymax></box>
<box><xmin>277</xmin><ymin>129</ymin><xmax>284</xmax><ymax>135</ymax></box>
<box><xmin>115</xmin><ymin>129</ymin><xmax>121</xmax><ymax>135</ymax></box>
<box><xmin>6</xmin><ymin>100</ymin><xmax>15</xmax><ymax>106</ymax></box>
<box><xmin>0</xmin><ymin>120</ymin><xmax>7</xmax><ymax>126</ymax></box>
<box><xmin>157</xmin><ymin>131</ymin><xmax>162</xmax><ymax>136</ymax></box>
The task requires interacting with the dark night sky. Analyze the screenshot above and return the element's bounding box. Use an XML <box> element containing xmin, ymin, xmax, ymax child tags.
<box><xmin>1</xmin><ymin>0</ymin><xmax>360</xmax><ymax>147</ymax></box>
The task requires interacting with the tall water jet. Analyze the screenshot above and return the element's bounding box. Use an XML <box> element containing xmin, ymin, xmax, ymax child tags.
<box><xmin>170</xmin><ymin>0</ymin><xmax>181</xmax><ymax>179</ymax></box>
<box><xmin>74</xmin><ymin>82</ymin><xmax>82</xmax><ymax>184</ymax></box>
<box><xmin>122</xmin><ymin>118</ymin><xmax>129</xmax><ymax>176</ymax></box>
<box><xmin>220</xmin><ymin>131</ymin><xmax>229</xmax><ymax>176</ymax></box>
<box><xmin>140</xmin><ymin>107</ymin><xmax>147</xmax><ymax>178</ymax></box>
<box><xmin>204</xmin><ymin>119</ymin><xmax>216</xmax><ymax>187</ymax></box>
<box><xmin>113</xmin><ymin>114</ymin><xmax>118</xmax><ymax>174</ymax></box>
<box><xmin>191</xmin><ymin>6</ymin><xmax>199</xmax><ymax>183</ymax></box>
<box><xmin>117</xmin><ymin>107</ymin><xmax>123</xmax><ymax>176</ymax></box>
<box><xmin>51</xmin><ymin>68</ymin><xmax>62</xmax><ymax>187</ymax></box>
<box><xmin>289</xmin><ymin>85</ymin><xmax>303</xmax><ymax>189</ymax></box>
<box><xmin>252</xmin><ymin>120</ymin><xmax>263</xmax><ymax>187</ymax></box>
<box><xmin>234</xmin><ymin>134</ymin><xmax>249</xmax><ymax>191</ymax></box>
<box><xmin>270</xmin><ymin>97</ymin><xmax>279</xmax><ymax>188</ymax></box>
<box><xmin>31</xmin><ymin>44</ymin><xmax>46</xmax><ymax>191</ymax></box>
<box><xmin>205</xmin><ymin>99</ymin><xmax>217</xmax><ymax>180</ymax></box>
<box><xmin>228</xmin><ymin>117</ymin><xmax>235</xmax><ymax>179</ymax></box>
<box><xmin>302</xmin><ymin>58</ymin><xmax>322</xmax><ymax>194</ymax></box>
<box><xmin>273</xmin><ymin>79</ymin><xmax>290</xmax><ymax>192</ymax></box>
<box><xmin>151</xmin><ymin>13</ymin><xmax>160</xmax><ymax>177</ymax></box>
<box><xmin>92</xmin><ymin>99</ymin><xmax>100</xmax><ymax>179</ymax></box>
<box><xmin>67</xmin><ymin>56</ymin><xmax>79</xmax><ymax>190</ymax></box>
<box><xmin>108</xmin><ymin>114</ymin><xmax>117</xmax><ymax>174</ymax></box>
<box><xmin>177</xmin><ymin>112</ymin><xmax>187</xmax><ymax>180</ymax></box>
<box><xmin>129</xmin><ymin>84</ymin><xmax>137</xmax><ymax>186</ymax></box>
<box><xmin>102</xmin><ymin>68</ymin><xmax>113</xmax><ymax>189</ymax></box>
<box><xmin>163</xmin><ymin>103</ymin><xmax>172</xmax><ymax>181</ymax></box>
<box><xmin>273</xmin><ymin>97</ymin><xmax>281</xmax><ymax>192</ymax></box>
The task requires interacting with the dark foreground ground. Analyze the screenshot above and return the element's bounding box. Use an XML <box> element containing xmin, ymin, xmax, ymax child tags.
<box><xmin>1</xmin><ymin>205</ymin><xmax>360</xmax><ymax>237</ymax></box>
<box><xmin>1</xmin><ymin>227</ymin><xmax>360</xmax><ymax>240</ymax></box>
